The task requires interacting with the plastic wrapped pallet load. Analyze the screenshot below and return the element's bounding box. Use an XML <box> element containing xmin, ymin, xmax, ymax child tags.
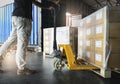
<box><xmin>66</xmin><ymin>14</ymin><xmax>82</xmax><ymax>27</ymax></box>
<box><xmin>43</xmin><ymin>26</ymin><xmax>78</xmax><ymax>56</ymax></box>
<box><xmin>78</xmin><ymin>6</ymin><xmax>120</xmax><ymax>78</ymax></box>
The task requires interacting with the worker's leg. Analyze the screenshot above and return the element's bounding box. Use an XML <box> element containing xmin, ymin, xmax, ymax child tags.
<box><xmin>0</xmin><ymin>16</ymin><xmax>17</xmax><ymax>72</ymax></box>
<box><xmin>15</xmin><ymin>17</ymin><xmax>32</xmax><ymax>73</ymax></box>
<box><xmin>0</xmin><ymin>17</ymin><xmax>17</xmax><ymax>56</ymax></box>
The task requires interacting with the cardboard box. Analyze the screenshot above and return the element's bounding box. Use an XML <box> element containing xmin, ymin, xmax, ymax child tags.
<box><xmin>78</xmin><ymin>27</ymin><xmax>84</xmax><ymax>40</ymax></box>
<box><xmin>84</xmin><ymin>14</ymin><xmax>95</xmax><ymax>27</ymax></box>
<box><xmin>95</xmin><ymin>24</ymin><xmax>105</xmax><ymax>38</ymax></box>
<box><xmin>71</xmin><ymin>15</ymin><xmax>82</xmax><ymax>27</ymax></box>
<box><xmin>84</xmin><ymin>50</ymin><xmax>95</xmax><ymax>63</ymax></box>
<box><xmin>77</xmin><ymin>47</ymin><xmax>83</xmax><ymax>59</ymax></box>
<box><xmin>85</xmin><ymin>27</ymin><xmax>95</xmax><ymax>39</ymax></box>
<box><xmin>84</xmin><ymin>39</ymin><xmax>95</xmax><ymax>51</ymax></box>
<box><xmin>43</xmin><ymin>28</ymin><xmax>54</xmax><ymax>54</ymax></box>
<box><xmin>66</xmin><ymin>14</ymin><xmax>82</xmax><ymax>27</ymax></box>
<box><xmin>95</xmin><ymin>51</ymin><xmax>104</xmax><ymax>67</ymax></box>
<box><xmin>95</xmin><ymin>38</ymin><xmax>104</xmax><ymax>52</ymax></box>
<box><xmin>95</xmin><ymin>8</ymin><xmax>105</xmax><ymax>25</ymax></box>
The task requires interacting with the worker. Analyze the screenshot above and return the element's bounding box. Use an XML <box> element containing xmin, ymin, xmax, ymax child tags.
<box><xmin>0</xmin><ymin>0</ymin><xmax>60</xmax><ymax>75</ymax></box>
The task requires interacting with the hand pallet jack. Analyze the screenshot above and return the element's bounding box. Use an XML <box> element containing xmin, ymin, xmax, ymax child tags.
<box><xmin>51</xmin><ymin>8</ymin><xmax>98</xmax><ymax>71</ymax></box>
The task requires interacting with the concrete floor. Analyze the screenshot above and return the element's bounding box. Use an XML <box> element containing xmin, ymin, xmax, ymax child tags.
<box><xmin>0</xmin><ymin>51</ymin><xmax>120</xmax><ymax>84</ymax></box>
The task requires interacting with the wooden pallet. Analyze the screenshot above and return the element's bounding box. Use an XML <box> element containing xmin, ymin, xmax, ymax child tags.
<box><xmin>92</xmin><ymin>68</ymin><xmax>111</xmax><ymax>78</ymax></box>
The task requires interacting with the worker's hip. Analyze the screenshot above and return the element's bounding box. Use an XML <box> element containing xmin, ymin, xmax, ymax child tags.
<box><xmin>11</xmin><ymin>16</ymin><xmax>32</xmax><ymax>40</ymax></box>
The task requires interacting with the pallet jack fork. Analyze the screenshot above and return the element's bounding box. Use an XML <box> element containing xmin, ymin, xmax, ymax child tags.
<box><xmin>54</xmin><ymin>44</ymin><xmax>98</xmax><ymax>71</ymax></box>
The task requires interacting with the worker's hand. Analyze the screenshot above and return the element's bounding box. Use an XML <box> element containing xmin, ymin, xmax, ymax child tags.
<box><xmin>48</xmin><ymin>6</ymin><xmax>55</xmax><ymax>10</ymax></box>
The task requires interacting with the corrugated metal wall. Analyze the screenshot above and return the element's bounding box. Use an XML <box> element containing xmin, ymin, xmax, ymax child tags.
<box><xmin>31</xmin><ymin>5</ymin><xmax>38</xmax><ymax>45</ymax></box>
<box><xmin>0</xmin><ymin>4</ymin><xmax>13</xmax><ymax>43</ymax></box>
<box><xmin>0</xmin><ymin>4</ymin><xmax>39</xmax><ymax>45</ymax></box>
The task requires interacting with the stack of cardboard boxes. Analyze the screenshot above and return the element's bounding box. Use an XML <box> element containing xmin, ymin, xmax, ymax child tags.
<box><xmin>78</xmin><ymin>6</ymin><xmax>120</xmax><ymax>70</ymax></box>
<box><xmin>43</xmin><ymin>26</ymin><xmax>78</xmax><ymax>56</ymax></box>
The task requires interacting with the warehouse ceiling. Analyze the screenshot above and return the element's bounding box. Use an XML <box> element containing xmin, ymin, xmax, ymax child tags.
<box><xmin>61</xmin><ymin>0</ymin><xmax>120</xmax><ymax>10</ymax></box>
<box><xmin>82</xmin><ymin>0</ymin><xmax>120</xmax><ymax>10</ymax></box>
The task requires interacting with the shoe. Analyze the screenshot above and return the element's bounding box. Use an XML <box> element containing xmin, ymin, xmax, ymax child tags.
<box><xmin>17</xmin><ymin>68</ymin><xmax>36</xmax><ymax>75</ymax></box>
<box><xmin>0</xmin><ymin>56</ymin><xmax>4</xmax><ymax>73</ymax></box>
<box><xmin>0</xmin><ymin>69</ymin><xmax>3</xmax><ymax>73</ymax></box>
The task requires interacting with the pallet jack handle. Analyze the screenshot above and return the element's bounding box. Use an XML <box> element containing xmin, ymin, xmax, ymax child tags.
<box><xmin>50</xmin><ymin>4</ymin><xmax>62</xmax><ymax>58</ymax></box>
<box><xmin>53</xmin><ymin>9</ymin><xmax>57</xmax><ymax>50</ymax></box>
<box><xmin>52</xmin><ymin>4</ymin><xmax>60</xmax><ymax>51</ymax></box>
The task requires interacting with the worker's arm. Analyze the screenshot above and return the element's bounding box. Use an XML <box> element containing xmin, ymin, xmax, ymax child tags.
<box><xmin>32</xmin><ymin>0</ymin><xmax>54</xmax><ymax>10</ymax></box>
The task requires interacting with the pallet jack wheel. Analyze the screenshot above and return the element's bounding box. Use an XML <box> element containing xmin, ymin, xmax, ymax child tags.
<box><xmin>54</xmin><ymin>58</ymin><xmax>65</xmax><ymax>71</ymax></box>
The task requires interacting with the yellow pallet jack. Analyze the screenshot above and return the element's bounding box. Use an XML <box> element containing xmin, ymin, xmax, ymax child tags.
<box><xmin>51</xmin><ymin>6</ymin><xmax>98</xmax><ymax>71</ymax></box>
<box><xmin>53</xmin><ymin>44</ymin><xmax>98</xmax><ymax>71</ymax></box>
